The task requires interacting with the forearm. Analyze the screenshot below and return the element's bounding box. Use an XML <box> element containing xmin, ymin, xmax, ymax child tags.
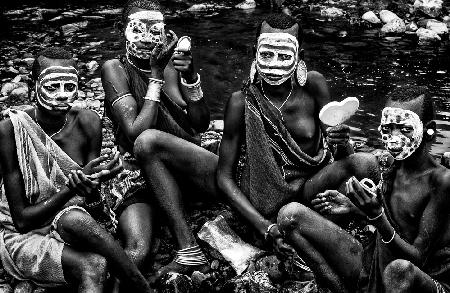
<box><xmin>218</xmin><ymin>173</ymin><xmax>271</xmax><ymax>235</ymax></box>
<box><xmin>18</xmin><ymin>186</ymin><xmax>76</xmax><ymax>231</ymax></box>
<box><xmin>331</xmin><ymin>142</ymin><xmax>354</xmax><ymax>160</ymax></box>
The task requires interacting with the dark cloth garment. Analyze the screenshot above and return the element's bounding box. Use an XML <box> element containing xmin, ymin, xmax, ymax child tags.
<box><xmin>104</xmin><ymin>56</ymin><xmax>200</xmax><ymax>154</ymax></box>
<box><xmin>358</xmin><ymin>162</ymin><xmax>450</xmax><ymax>293</ymax></box>
<box><xmin>238</xmin><ymin>81</ymin><xmax>331</xmax><ymax>218</ymax></box>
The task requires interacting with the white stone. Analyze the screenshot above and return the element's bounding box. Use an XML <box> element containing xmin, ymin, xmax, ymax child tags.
<box><xmin>61</xmin><ymin>21</ymin><xmax>88</xmax><ymax>36</ymax></box>
<box><xmin>320</xmin><ymin>7</ymin><xmax>344</xmax><ymax>18</ymax></box>
<box><xmin>379</xmin><ymin>10</ymin><xmax>400</xmax><ymax>23</ymax></box>
<box><xmin>235</xmin><ymin>0</ymin><xmax>256</xmax><ymax>9</ymax></box>
<box><xmin>416</xmin><ymin>28</ymin><xmax>441</xmax><ymax>42</ymax></box>
<box><xmin>406</xmin><ymin>22</ymin><xmax>418</xmax><ymax>32</ymax></box>
<box><xmin>381</xmin><ymin>18</ymin><xmax>406</xmax><ymax>34</ymax></box>
<box><xmin>414</xmin><ymin>0</ymin><xmax>443</xmax><ymax>18</ymax></box>
<box><xmin>362</xmin><ymin>11</ymin><xmax>381</xmax><ymax>24</ymax></box>
<box><xmin>86</xmin><ymin>60</ymin><xmax>99</xmax><ymax>72</ymax></box>
<box><xmin>426</xmin><ymin>20</ymin><xmax>448</xmax><ymax>34</ymax></box>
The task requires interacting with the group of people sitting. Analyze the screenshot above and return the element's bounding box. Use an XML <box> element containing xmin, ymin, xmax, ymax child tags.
<box><xmin>0</xmin><ymin>0</ymin><xmax>448</xmax><ymax>292</ymax></box>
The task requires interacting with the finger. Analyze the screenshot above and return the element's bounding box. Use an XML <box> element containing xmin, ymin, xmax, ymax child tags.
<box><xmin>104</xmin><ymin>151</ymin><xmax>120</xmax><ymax>170</ymax></box>
<box><xmin>87</xmin><ymin>155</ymin><xmax>109</xmax><ymax>168</ymax></box>
<box><xmin>68</xmin><ymin>173</ymin><xmax>76</xmax><ymax>189</ymax></box>
<box><xmin>347</xmin><ymin>178</ymin><xmax>365</xmax><ymax>206</ymax></box>
<box><xmin>327</xmin><ymin>124</ymin><xmax>349</xmax><ymax>133</ymax></box>
<box><xmin>172</xmin><ymin>60</ymin><xmax>190</xmax><ymax>66</ymax></box>
<box><xmin>78</xmin><ymin>171</ymin><xmax>98</xmax><ymax>188</ymax></box>
<box><xmin>351</xmin><ymin>177</ymin><xmax>371</xmax><ymax>201</ymax></box>
<box><xmin>327</xmin><ymin>132</ymin><xmax>350</xmax><ymax>139</ymax></box>
<box><xmin>327</xmin><ymin>138</ymin><xmax>349</xmax><ymax>145</ymax></box>
<box><xmin>72</xmin><ymin>171</ymin><xmax>82</xmax><ymax>185</ymax></box>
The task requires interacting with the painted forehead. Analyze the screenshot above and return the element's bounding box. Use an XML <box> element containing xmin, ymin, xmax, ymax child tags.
<box><xmin>380</xmin><ymin>107</ymin><xmax>422</xmax><ymax>124</ymax></box>
<box><xmin>257</xmin><ymin>33</ymin><xmax>299</xmax><ymax>50</ymax></box>
<box><xmin>127</xmin><ymin>8</ymin><xmax>164</xmax><ymax>23</ymax></box>
<box><xmin>38</xmin><ymin>65</ymin><xmax>78</xmax><ymax>83</ymax></box>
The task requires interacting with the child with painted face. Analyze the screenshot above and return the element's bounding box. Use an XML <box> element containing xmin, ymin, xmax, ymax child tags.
<box><xmin>275</xmin><ymin>85</ymin><xmax>450</xmax><ymax>293</ymax></box>
<box><xmin>0</xmin><ymin>47</ymin><xmax>153</xmax><ymax>292</ymax></box>
<box><xmin>101</xmin><ymin>0</ymin><xmax>213</xmax><ymax>283</ymax></box>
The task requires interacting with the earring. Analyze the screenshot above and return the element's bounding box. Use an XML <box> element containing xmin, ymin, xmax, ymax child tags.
<box><xmin>250</xmin><ymin>60</ymin><xmax>257</xmax><ymax>84</ymax></box>
<box><xmin>296</xmin><ymin>60</ymin><xmax>307</xmax><ymax>87</ymax></box>
<box><xmin>427</xmin><ymin>129</ymin><xmax>435</xmax><ymax>137</ymax></box>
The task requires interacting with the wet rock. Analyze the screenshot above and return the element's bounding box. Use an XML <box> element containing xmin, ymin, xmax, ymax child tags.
<box><xmin>211</xmin><ymin>260</ymin><xmax>220</xmax><ymax>270</ymax></box>
<box><xmin>426</xmin><ymin>20</ymin><xmax>448</xmax><ymax>34</ymax></box>
<box><xmin>159</xmin><ymin>272</ymin><xmax>192</xmax><ymax>293</ymax></box>
<box><xmin>209</xmin><ymin>120</ymin><xmax>224</xmax><ymax>132</ymax></box>
<box><xmin>406</xmin><ymin>22</ymin><xmax>418</xmax><ymax>32</ymax></box>
<box><xmin>32</xmin><ymin>288</ymin><xmax>47</xmax><ymax>293</ymax></box>
<box><xmin>86</xmin><ymin>60</ymin><xmax>99</xmax><ymax>72</ymax></box>
<box><xmin>0</xmin><ymin>284</ymin><xmax>13</xmax><ymax>293</ymax></box>
<box><xmin>413</xmin><ymin>0</ymin><xmax>443</xmax><ymax>18</ymax></box>
<box><xmin>191</xmin><ymin>271</ymin><xmax>208</xmax><ymax>287</ymax></box>
<box><xmin>22</xmin><ymin>58</ymin><xmax>34</xmax><ymax>67</ymax></box>
<box><xmin>10</xmin><ymin>87</ymin><xmax>28</xmax><ymax>100</ymax></box>
<box><xmin>280</xmin><ymin>280</ymin><xmax>318</xmax><ymax>293</ymax></box>
<box><xmin>320</xmin><ymin>7</ymin><xmax>344</xmax><ymax>18</ymax></box>
<box><xmin>381</xmin><ymin>18</ymin><xmax>406</xmax><ymax>34</ymax></box>
<box><xmin>6</xmin><ymin>61</ymin><xmax>14</xmax><ymax>67</ymax></box>
<box><xmin>81</xmin><ymin>15</ymin><xmax>105</xmax><ymax>20</ymax></box>
<box><xmin>235</xmin><ymin>0</ymin><xmax>256</xmax><ymax>9</ymax></box>
<box><xmin>7</xmin><ymin>67</ymin><xmax>19</xmax><ymax>75</ymax></box>
<box><xmin>441</xmin><ymin>152</ymin><xmax>450</xmax><ymax>168</ymax></box>
<box><xmin>13</xmin><ymin>281</ymin><xmax>33</xmax><ymax>293</ymax></box>
<box><xmin>362</xmin><ymin>11</ymin><xmax>381</xmax><ymax>24</ymax></box>
<box><xmin>95</xmin><ymin>8</ymin><xmax>122</xmax><ymax>15</ymax></box>
<box><xmin>186</xmin><ymin>4</ymin><xmax>228</xmax><ymax>11</ymax></box>
<box><xmin>223</xmin><ymin>271</ymin><xmax>277</xmax><ymax>293</ymax></box>
<box><xmin>379</xmin><ymin>10</ymin><xmax>400</xmax><ymax>23</ymax></box>
<box><xmin>255</xmin><ymin>255</ymin><xmax>283</xmax><ymax>282</ymax></box>
<box><xmin>1</xmin><ymin>82</ymin><xmax>27</xmax><ymax>97</ymax></box>
<box><xmin>61</xmin><ymin>21</ymin><xmax>88</xmax><ymax>36</ymax></box>
<box><xmin>416</xmin><ymin>27</ymin><xmax>441</xmax><ymax>42</ymax></box>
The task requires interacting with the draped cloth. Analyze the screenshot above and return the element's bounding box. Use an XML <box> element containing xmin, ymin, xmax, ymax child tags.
<box><xmin>0</xmin><ymin>110</ymin><xmax>84</xmax><ymax>287</ymax></box>
<box><xmin>239</xmin><ymin>82</ymin><xmax>331</xmax><ymax>218</ymax></box>
<box><xmin>358</xmin><ymin>160</ymin><xmax>450</xmax><ymax>293</ymax></box>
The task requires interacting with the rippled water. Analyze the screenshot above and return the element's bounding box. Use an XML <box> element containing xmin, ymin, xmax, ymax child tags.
<box><xmin>1</xmin><ymin>2</ymin><xmax>449</xmax><ymax>155</ymax></box>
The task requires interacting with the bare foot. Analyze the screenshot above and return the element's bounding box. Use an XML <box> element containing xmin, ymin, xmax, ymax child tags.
<box><xmin>149</xmin><ymin>261</ymin><xmax>210</xmax><ymax>284</ymax></box>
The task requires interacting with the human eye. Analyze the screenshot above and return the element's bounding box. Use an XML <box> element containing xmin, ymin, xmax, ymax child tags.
<box><xmin>401</xmin><ymin>125</ymin><xmax>413</xmax><ymax>133</ymax></box>
<box><xmin>44</xmin><ymin>83</ymin><xmax>58</xmax><ymax>92</ymax></box>
<box><xmin>279</xmin><ymin>53</ymin><xmax>292</xmax><ymax>61</ymax></box>
<box><xmin>260</xmin><ymin>51</ymin><xmax>274</xmax><ymax>59</ymax></box>
<box><xmin>380</xmin><ymin>124</ymin><xmax>391</xmax><ymax>133</ymax></box>
<box><xmin>65</xmin><ymin>83</ymin><xmax>76</xmax><ymax>91</ymax></box>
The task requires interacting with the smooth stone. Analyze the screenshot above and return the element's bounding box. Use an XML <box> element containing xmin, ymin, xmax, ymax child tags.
<box><xmin>86</xmin><ymin>92</ymin><xmax>95</xmax><ymax>98</ymax></box>
<box><xmin>235</xmin><ymin>0</ymin><xmax>256</xmax><ymax>9</ymax></box>
<box><xmin>280</xmin><ymin>280</ymin><xmax>317</xmax><ymax>293</ymax></box>
<box><xmin>159</xmin><ymin>272</ymin><xmax>192</xmax><ymax>293</ymax></box>
<box><xmin>426</xmin><ymin>20</ymin><xmax>448</xmax><ymax>34</ymax></box>
<box><xmin>13</xmin><ymin>281</ymin><xmax>33</xmax><ymax>293</ymax></box>
<box><xmin>0</xmin><ymin>284</ymin><xmax>13</xmax><ymax>293</ymax></box>
<box><xmin>255</xmin><ymin>255</ymin><xmax>283</xmax><ymax>282</ymax></box>
<box><xmin>416</xmin><ymin>27</ymin><xmax>441</xmax><ymax>42</ymax></box>
<box><xmin>320</xmin><ymin>7</ymin><xmax>344</xmax><ymax>18</ymax></box>
<box><xmin>414</xmin><ymin>0</ymin><xmax>443</xmax><ymax>18</ymax></box>
<box><xmin>362</xmin><ymin>11</ymin><xmax>381</xmax><ymax>24</ymax></box>
<box><xmin>379</xmin><ymin>10</ymin><xmax>400</xmax><ymax>23</ymax></box>
<box><xmin>10</xmin><ymin>87</ymin><xmax>28</xmax><ymax>100</ymax></box>
<box><xmin>381</xmin><ymin>18</ymin><xmax>406</xmax><ymax>34</ymax></box>
<box><xmin>61</xmin><ymin>21</ymin><xmax>88</xmax><ymax>36</ymax></box>
<box><xmin>406</xmin><ymin>21</ymin><xmax>418</xmax><ymax>32</ymax></box>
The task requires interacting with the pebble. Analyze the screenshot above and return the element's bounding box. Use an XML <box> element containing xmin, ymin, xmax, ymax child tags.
<box><xmin>362</xmin><ymin>11</ymin><xmax>381</xmax><ymax>24</ymax></box>
<box><xmin>86</xmin><ymin>92</ymin><xmax>95</xmax><ymax>98</ymax></box>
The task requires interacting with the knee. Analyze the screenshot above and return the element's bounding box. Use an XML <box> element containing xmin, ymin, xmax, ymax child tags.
<box><xmin>133</xmin><ymin>129</ymin><xmax>165</xmax><ymax>160</ymax></box>
<box><xmin>79</xmin><ymin>253</ymin><xmax>108</xmax><ymax>283</ymax></box>
<box><xmin>277</xmin><ymin>202</ymin><xmax>310</xmax><ymax>234</ymax></box>
<box><xmin>347</xmin><ymin>152</ymin><xmax>380</xmax><ymax>181</ymax></box>
<box><xmin>124</xmin><ymin>239</ymin><xmax>150</xmax><ymax>267</ymax></box>
<box><xmin>58</xmin><ymin>209</ymin><xmax>93</xmax><ymax>232</ymax></box>
<box><xmin>383</xmin><ymin>259</ymin><xmax>416</xmax><ymax>291</ymax></box>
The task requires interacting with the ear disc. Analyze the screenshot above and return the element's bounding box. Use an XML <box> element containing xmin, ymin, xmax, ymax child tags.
<box><xmin>427</xmin><ymin>129</ymin><xmax>434</xmax><ymax>136</ymax></box>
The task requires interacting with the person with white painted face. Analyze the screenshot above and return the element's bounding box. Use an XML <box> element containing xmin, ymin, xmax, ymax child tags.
<box><xmin>0</xmin><ymin>47</ymin><xmax>153</xmax><ymax>292</ymax></box>
<box><xmin>276</xmin><ymin>85</ymin><xmax>450</xmax><ymax>293</ymax></box>
<box><xmin>101</xmin><ymin>0</ymin><xmax>216</xmax><ymax>282</ymax></box>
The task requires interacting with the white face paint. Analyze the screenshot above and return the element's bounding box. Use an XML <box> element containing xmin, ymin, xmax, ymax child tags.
<box><xmin>256</xmin><ymin>33</ymin><xmax>299</xmax><ymax>86</ymax></box>
<box><xmin>378</xmin><ymin>107</ymin><xmax>424</xmax><ymax>160</ymax></box>
<box><xmin>125</xmin><ymin>10</ymin><xmax>165</xmax><ymax>60</ymax></box>
<box><xmin>36</xmin><ymin>66</ymin><xmax>78</xmax><ymax>111</ymax></box>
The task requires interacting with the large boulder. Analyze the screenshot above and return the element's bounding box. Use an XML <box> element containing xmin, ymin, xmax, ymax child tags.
<box><xmin>381</xmin><ymin>18</ymin><xmax>406</xmax><ymax>34</ymax></box>
<box><xmin>413</xmin><ymin>0</ymin><xmax>443</xmax><ymax>18</ymax></box>
<box><xmin>362</xmin><ymin>11</ymin><xmax>381</xmax><ymax>24</ymax></box>
<box><xmin>379</xmin><ymin>10</ymin><xmax>400</xmax><ymax>23</ymax></box>
<box><xmin>416</xmin><ymin>28</ymin><xmax>441</xmax><ymax>42</ymax></box>
<box><xmin>426</xmin><ymin>20</ymin><xmax>448</xmax><ymax>34</ymax></box>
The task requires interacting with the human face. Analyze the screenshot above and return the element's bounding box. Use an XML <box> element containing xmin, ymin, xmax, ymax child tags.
<box><xmin>36</xmin><ymin>65</ymin><xmax>78</xmax><ymax>112</ymax></box>
<box><xmin>378</xmin><ymin>107</ymin><xmax>423</xmax><ymax>160</ymax></box>
<box><xmin>125</xmin><ymin>9</ymin><xmax>166</xmax><ymax>60</ymax></box>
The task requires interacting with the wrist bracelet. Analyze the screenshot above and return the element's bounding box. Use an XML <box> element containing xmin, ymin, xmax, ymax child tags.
<box><xmin>148</xmin><ymin>77</ymin><xmax>165</xmax><ymax>85</ymax></box>
<box><xmin>367</xmin><ymin>207</ymin><xmax>384</xmax><ymax>221</ymax></box>
<box><xmin>143</xmin><ymin>96</ymin><xmax>161</xmax><ymax>103</ymax></box>
<box><xmin>264</xmin><ymin>223</ymin><xmax>278</xmax><ymax>241</ymax></box>
<box><xmin>180</xmin><ymin>73</ymin><xmax>203</xmax><ymax>102</ymax></box>
<box><xmin>381</xmin><ymin>229</ymin><xmax>396</xmax><ymax>244</ymax></box>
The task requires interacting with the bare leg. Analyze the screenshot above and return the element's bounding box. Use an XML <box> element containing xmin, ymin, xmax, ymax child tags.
<box><xmin>61</xmin><ymin>246</ymin><xmax>108</xmax><ymax>293</ymax></box>
<box><xmin>56</xmin><ymin>209</ymin><xmax>151</xmax><ymax>293</ymax></box>
<box><xmin>277</xmin><ymin>202</ymin><xmax>362</xmax><ymax>291</ymax></box>
<box><xmin>384</xmin><ymin>259</ymin><xmax>439</xmax><ymax>293</ymax></box>
<box><xmin>134</xmin><ymin>129</ymin><xmax>219</xmax><ymax>277</ymax></box>
<box><xmin>302</xmin><ymin>152</ymin><xmax>380</xmax><ymax>204</ymax></box>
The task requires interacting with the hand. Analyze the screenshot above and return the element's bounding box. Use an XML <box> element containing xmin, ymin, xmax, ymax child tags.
<box><xmin>326</xmin><ymin>124</ymin><xmax>350</xmax><ymax>145</ymax></box>
<box><xmin>86</xmin><ymin>152</ymin><xmax>123</xmax><ymax>182</ymax></box>
<box><xmin>311</xmin><ymin>190</ymin><xmax>353</xmax><ymax>215</ymax></box>
<box><xmin>267</xmin><ymin>224</ymin><xmax>296</xmax><ymax>257</ymax></box>
<box><xmin>68</xmin><ymin>170</ymin><xmax>99</xmax><ymax>198</ymax></box>
<box><xmin>346</xmin><ymin>176</ymin><xmax>382</xmax><ymax>218</ymax></box>
<box><xmin>149</xmin><ymin>30</ymin><xmax>178</xmax><ymax>78</ymax></box>
<box><xmin>172</xmin><ymin>50</ymin><xmax>196</xmax><ymax>83</ymax></box>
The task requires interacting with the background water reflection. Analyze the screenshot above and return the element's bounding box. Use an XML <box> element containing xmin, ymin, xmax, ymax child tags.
<box><xmin>1</xmin><ymin>3</ymin><xmax>449</xmax><ymax>155</ymax></box>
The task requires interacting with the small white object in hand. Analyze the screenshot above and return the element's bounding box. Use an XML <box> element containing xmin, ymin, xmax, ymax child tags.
<box><xmin>175</xmin><ymin>36</ymin><xmax>191</xmax><ymax>53</ymax></box>
<box><xmin>319</xmin><ymin>96</ymin><xmax>359</xmax><ymax>126</ymax></box>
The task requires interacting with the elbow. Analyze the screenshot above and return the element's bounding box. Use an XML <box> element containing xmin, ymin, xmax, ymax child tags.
<box><xmin>14</xmin><ymin>218</ymin><xmax>33</xmax><ymax>234</ymax></box>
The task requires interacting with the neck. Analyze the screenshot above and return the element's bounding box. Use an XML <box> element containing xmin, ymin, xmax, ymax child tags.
<box><xmin>35</xmin><ymin>107</ymin><xmax>67</xmax><ymax>131</ymax></box>
<box><xmin>261</xmin><ymin>79</ymin><xmax>293</xmax><ymax>102</ymax></box>
<box><xmin>397</xmin><ymin>144</ymin><xmax>435</xmax><ymax>174</ymax></box>
<box><xmin>127</xmin><ymin>53</ymin><xmax>152</xmax><ymax>73</ymax></box>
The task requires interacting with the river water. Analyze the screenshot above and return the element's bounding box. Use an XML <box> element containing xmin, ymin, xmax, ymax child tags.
<box><xmin>1</xmin><ymin>1</ymin><xmax>449</xmax><ymax>156</ymax></box>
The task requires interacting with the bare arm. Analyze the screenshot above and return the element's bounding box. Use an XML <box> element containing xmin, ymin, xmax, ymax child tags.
<box><xmin>0</xmin><ymin>120</ymin><xmax>77</xmax><ymax>233</ymax></box>
<box><xmin>216</xmin><ymin>92</ymin><xmax>271</xmax><ymax>236</ymax></box>
<box><xmin>307</xmin><ymin>71</ymin><xmax>353</xmax><ymax>159</ymax></box>
<box><xmin>101</xmin><ymin>59</ymin><xmax>160</xmax><ymax>142</ymax></box>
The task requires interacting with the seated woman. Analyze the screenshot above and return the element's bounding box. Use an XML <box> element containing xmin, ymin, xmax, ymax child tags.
<box><xmin>0</xmin><ymin>47</ymin><xmax>151</xmax><ymax>293</ymax></box>
<box><xmin>101</xmin><ymin>0</ymin><xmax>216</xmax><ymax>279</ymax></box>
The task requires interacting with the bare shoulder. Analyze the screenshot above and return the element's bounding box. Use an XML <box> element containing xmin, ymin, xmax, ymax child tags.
<box><xmin>72</xmin><ymin>108</ymin><xmax>101</xmax><ymax>136</ymax></box>
<box><xmin>0</xmin><ymin>118</ymin><xmax>15</xmax><ymax>157</ymax></box>
<box><xmin>229</xmin><ymin>90</ymin><xmax>246</xmax><ymax>110</ymax></box>
<box><xmin>101</xmin><ymin>59</ymin><xmax>125</xmax><ymax>77</ymax></box>
<box><xmin>432</xmin><ymin>165</ymin><xmax>450</xmax><ymax>196</ymax></box>
<box><xmin>304</xmin><ymin>70</ymin><xmax>330</xmax><ymax>107</ymax></box>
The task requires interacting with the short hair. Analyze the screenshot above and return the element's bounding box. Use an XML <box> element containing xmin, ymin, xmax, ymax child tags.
<box><xmin>387</xmin><ymin>85</ymin><xmax>435</xmax><ymax>124</ymax></box>
<box><xmin>122</xmin><ymin>0</ymin><xmax>161</xmax><ymax>24</ymax></box>
<box><xmin>256</xmin><ymin>13</ymin><xmax>303</xmax><ymax>44</ymax></box>
<box><xmin>31</xmin><ymin>47</ymin><xmax>73</xmax><ymax>81</ymax></box>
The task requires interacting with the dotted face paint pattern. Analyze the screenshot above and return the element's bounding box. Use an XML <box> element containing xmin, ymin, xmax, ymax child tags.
<box><xmin>378</xmin><ymin>107</ymin><xmax>424</xmax><ymax>160</ymax></box>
